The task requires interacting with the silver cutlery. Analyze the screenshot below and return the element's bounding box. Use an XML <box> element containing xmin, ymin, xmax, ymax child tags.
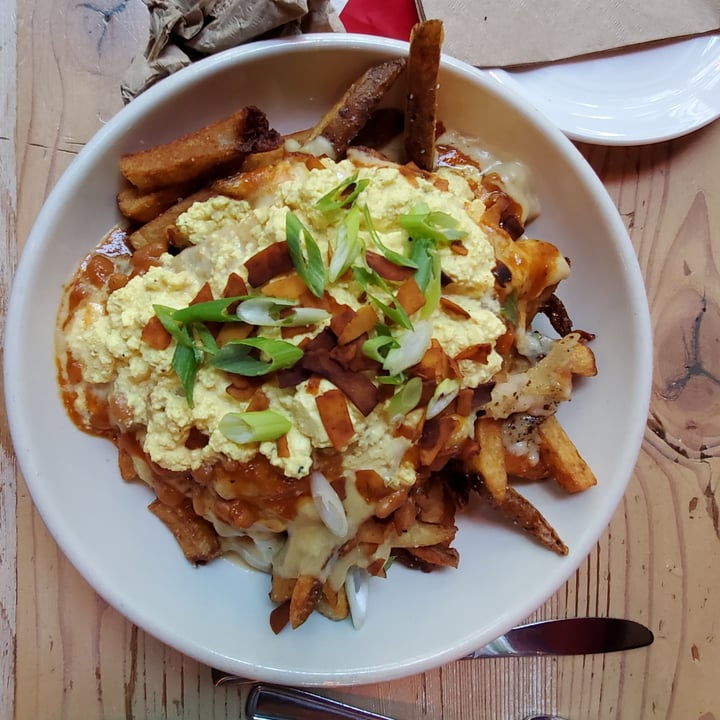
<box><xmin>243</xmin><ymin>683</ymin><xmax>573</xmax><ymax>720</ymax></box>
<box><xmin>213</xmin><ymin>617</ymin><xmax>652</xmax><ymax>718</ymax></box>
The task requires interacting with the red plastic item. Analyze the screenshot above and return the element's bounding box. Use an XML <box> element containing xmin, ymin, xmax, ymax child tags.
<box><xmin>339</xmin><ymin>0</ymin><xmax>420</xmax><ymax>41</ymax></box>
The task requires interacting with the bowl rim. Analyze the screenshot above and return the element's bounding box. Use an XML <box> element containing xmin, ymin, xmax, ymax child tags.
<box><xmin>4</xmin><ymin>33</ymin><xmax>653</xmax><ymax>685</ymax></box>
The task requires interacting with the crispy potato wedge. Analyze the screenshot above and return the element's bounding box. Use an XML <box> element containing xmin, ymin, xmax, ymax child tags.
<box><xmin>148</xmin><ymin>499</ymin><xmax>221</xmax><ymax>565</ymax></box>
<box><xmin>117</xmin><ymin>181</ymin><xmax>198</xmax><ymax>224</ymax></box>
<box><xmin>301</xmin><ymin>58</ymin><xmax>407</xmax><ymax>159</ymax></box>
<box><xmin>478</xmin><ymin>483</ymin><xmax>569</xmax><ymax>556</ymax></box>
<box><xmin>538</xmin><ymin>414</ymin><xmax>597</xmax><ymax>493</ymax></box>
<box><xmin>404</xmin><ymin>19</ymin><xmax>444</xmax><ymax>170</ymax></box>
<box><xmin>289</xmin><ymin>574</ymin><xmax>324</xmax><ymax>629</ymax></box>
<box><xmin>471</xmin><ymin>417</ymin><xmax>508</xmax><ymax>501</ymax></box>
<box><xmin>127</xmin><ymin>189</ymin><xmax>213</xmax><ymax>250</ymax></box>
<box><xmin>120</xmin><ymin>106</ymin><xmax>281</xmax><ymax>192</ymax></box>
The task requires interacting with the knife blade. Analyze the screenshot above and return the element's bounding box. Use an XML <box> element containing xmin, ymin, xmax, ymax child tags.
<box><xmin>212</xmin><ymin>618</ymin><xmax>653</xmax><ymax>688</ymax></box>
<box><xmin>467</xmin><ymin>616</ymin><xmax>654</xmax><ymax>658</ymax></box>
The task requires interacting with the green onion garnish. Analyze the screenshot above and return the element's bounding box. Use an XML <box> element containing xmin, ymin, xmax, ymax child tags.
<box><xmin>501</xmin><ymin>289</ymin><xmax>519</xmax><ymax>326</ymax></box>
<box><xmin>387</xmin><ymin>376</ymin><xmax>423</xmax><ymax>420</ymax></box>
<box><xmin>219</xmin><ymin>410</ymin><xmax>292</xmax><ymax>443</ymax></box>
<box><xmin>399</xmin><ymin>202</ymin><xmax>468</xmax><ymax>244</ymax></box>
<box><xmin>286</xmin><ymin>211</ymin><xmax>326</xmax><ymax>298</ymax></box>
<box><xmin>209</xmin><ymin>337</ymin><xmax>303</xmax><ymax>376</ymax></box>
<box><xmin>172</xmin><ymin>342</ymin><xmax>202</xmax><ymax>407</ymax></box>
<box><xmin>328</xmin><ymin>204</ymin><xmax>363</xmax><ymax>282</ymax></box>
<box><xmin>235</xmin><ymin>296</ymin><xmax>329</xmax><ymax>327</ymax></box>
<box><xmin>170</xmin><ymin>296</ymin><xmax>247</xmax><ymax>324</ymax></box>
<box><xmin>361</xmin><ymin>204</ymin><xmax>418</xmax><ymax>270</ymax></box>
<box><xmin>426</xmin><ymin>378</ymin><xmax>460</xmax><ymax>419</ymax></box>
<box><xmin>316</xmin><ymin>171</ymin><xmax>370</xmax><ymax>213</ymax></box>
<box><xmin>352</xmin><ymin>266</ymin><xmax>413</xmax><ymax>330</ymax></box>
<box><xmin>361</xmin><ymin>333</ymin><xmax>399</xmax><ymax>363</ymax></box>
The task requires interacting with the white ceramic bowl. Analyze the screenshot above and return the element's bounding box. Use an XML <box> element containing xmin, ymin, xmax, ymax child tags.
<box><xmin>4</xmin><ymin>34</ymin><xmax>652</xmax><ymax>686</ymax></box>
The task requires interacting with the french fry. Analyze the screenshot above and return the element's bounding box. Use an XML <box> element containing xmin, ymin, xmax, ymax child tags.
<box><xmin>471</xmin><ymin>417</ymin><xmax>508</xmax><ymax>501</ymax></box>
<box><xmin>404</xmin><ymin>19</ymin><xmax>444</xmax><ymax>170</ymax></box>
<box><xmin>538</xmin><ymin>415</ymin><xmax>597</xmax><ymax>493</ymax></box>
<box><xmin>117</xmin><ymin>181</ymin><xmax>199</xmax><ymax>224</ymax></box>
<box><xmin>148</xmin><ymin>499</ymin><xmax>221</xmax><ymax>565</ymax></box>
<box><xmin>127</xmin><ymin>189</ymin><xmax>214</xmax><ymax>250</ymax></box>
<box><xmin>289</xmin><ymin>574</ymin><xmax>323</xmax><ymax>629</ymax></box>
<box><xmin>119</xmin><ymin>106</ymin><xmax>281</xmax><ymax>192</ymax></box>
<box><xmin>301</xmin><ymin>58</ymin><xmax>407</xmax><ymax>159</ymax></box>
<box><xmin>478</xmin><ymin>483</ymin><xmax>569</xmax><ymax>556</ymax></box>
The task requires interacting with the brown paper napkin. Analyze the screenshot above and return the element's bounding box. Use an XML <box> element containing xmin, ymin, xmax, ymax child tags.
<box><xmin>121</xmin><ymin>0</ymin><xmax>343</xmax><ymax>102</ymax></box>
<box><xmin>418</xmin><ymin>0</ymin><xmax>720</xmax><ymax>67</ymax></box>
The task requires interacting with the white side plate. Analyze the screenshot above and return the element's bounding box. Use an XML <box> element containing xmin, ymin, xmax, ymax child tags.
<box><xmin>488</xmin><ymin>34</ymin><xmax>720</xmax><ymax>145</ymax></box>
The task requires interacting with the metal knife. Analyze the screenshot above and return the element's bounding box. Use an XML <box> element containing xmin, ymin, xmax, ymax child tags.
<box><xmin>466</xmin><ymin>616</ymin><xmax>654</xmax><ymax>658</ymax></box>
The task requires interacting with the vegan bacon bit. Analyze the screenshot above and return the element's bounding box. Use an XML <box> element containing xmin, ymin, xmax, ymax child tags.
<box><xmin>142</xmin><ymin>315</ymin><xmax>172</xmax><ymax>350</ymax></box>
<box><xmin>439</xmin><ymin>296</ymin><xmax>471</xmax><ymax>319</ymax></box>
<box><xmin>455</xmin><ymin>343</ymin><xmax>492</xmax><ymax>364</ymax></box>
<box><xmin>396</xmin><ymin>277</ymin><xmax>425</xmax><ymax>316</ymax></box>
<box><xmin>316</xmin><ymin>389</ymin><xmax>355</xmax><ymax>450</ymax></box>
<box><xmin>245</xmin><ymin>241</ymin><xmax>294</xmax><ymax>287</ymax></box>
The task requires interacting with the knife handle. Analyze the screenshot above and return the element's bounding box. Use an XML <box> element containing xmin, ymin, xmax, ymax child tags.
<box><xmin>246</xmin><ymin>683</ymin><xmax>395</xmax><ymax>720</ymax></box>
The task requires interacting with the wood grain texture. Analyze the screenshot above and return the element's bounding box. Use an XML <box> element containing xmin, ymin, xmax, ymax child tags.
<box><xmin>1</xmin><ymin>1</ymin><xmax>18</xmax><ymax>715</ymax></box>
<box><xmin>5</xmin><ymin>1</ymin><xmax>720</xmax><ymax>718</ymax></box>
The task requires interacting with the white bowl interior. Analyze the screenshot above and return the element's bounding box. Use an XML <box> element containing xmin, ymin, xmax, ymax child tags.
<box><xmin>4</xmin><ymin>34</ymin><xmax>652</xmax><ymax>685</ymax></box>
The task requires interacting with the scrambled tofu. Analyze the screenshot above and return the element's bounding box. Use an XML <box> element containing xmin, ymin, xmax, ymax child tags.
<box><xmin>62</xmin><ymin>155</ymin><xmax>507</xmax><ymax>478</ymax></box>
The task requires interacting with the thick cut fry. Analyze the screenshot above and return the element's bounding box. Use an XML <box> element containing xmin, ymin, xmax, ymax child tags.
<box><xmin>120</xmin><ymin>106</ymin><xmax>281</xmax><ymax>192</ymax></box>
<box><xmin>538</xmin><ymin>415</ymin><xmax>597</xmax><ymax>493</ymax></box>
<box><xmin>390</xmin><ymin>519</ymin><xmax>456</xmax><ymax>548</ymax></box>
<box><xmin>478</xmin><ymin>484</ymin><xmax>569</xmax><ymax>556</ymax></box>
<box><xmin>302</xmin><ymin>58</ymin><xmax>407</xmax><ymax>159</ymax></box>
<box><xmin>472</xmin><ymin>417</ymin><xmax>508</xmax><ymax>501</ymax></box>
<box><xmin>404</xmin><ymin>19</ymin><xmax>444</xmax><ymax>170</ymax></box>
<box><xmin>289</xmin><ymin>574</ymin><xmax>323</xmax><ymax>629</ymax></box>
<box><xmin>148</xmin><ymin>499</ymin><xmax>221</xmax><ymax>565</ymax></box>
<box><xmin>117</xmin><ymin>182</ymin><xmax>197</xmax><ymax>224</ymax></box>
<box><xmin>127</xmin><ymin>189</ymin><xmax>213</xmax><ymax>250</ymax></box>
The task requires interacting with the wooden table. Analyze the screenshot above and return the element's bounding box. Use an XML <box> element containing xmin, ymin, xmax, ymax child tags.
<box><xmin>2</xmin><ymin>2</ymin><xmax>719</xmax><ymax>718</ymax></box>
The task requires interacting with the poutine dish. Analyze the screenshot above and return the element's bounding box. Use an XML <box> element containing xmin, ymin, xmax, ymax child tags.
<box><xmin>56</xmin><ymin>22</ymin><xmax>597</xmax><ymax>632</ymax></box>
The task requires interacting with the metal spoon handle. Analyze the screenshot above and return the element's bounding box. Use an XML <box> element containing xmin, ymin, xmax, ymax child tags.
<box><xmin>246</xmin><ymin>683</ymin><xmax>395</xmax><ymax>720</ymax></box>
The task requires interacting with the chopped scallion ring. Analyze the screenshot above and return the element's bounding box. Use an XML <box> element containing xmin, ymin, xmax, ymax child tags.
<box><xmin>387</xmin><ymin>376</ymin><xmax>423</xmax><ymax>420</ymax></box>
<box><xmin>209</xmin><ymin>337</ymin><xmax>303</xmax><ymax>376</ymax></box>
<box><xmin>286</xmin><ymin>211</ymin><xmax>326</xmax><ymax>297</ymax></box>
<box><xmin>219</xmin><ymin>410</ymin><xmax>292</xmax><ymax>444</ymax></box>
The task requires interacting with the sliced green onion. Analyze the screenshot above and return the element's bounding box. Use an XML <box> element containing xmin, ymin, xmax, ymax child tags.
<box><xmin>286</xmin><ymin>211</ymin><xmax>326</xmax><ymax>297</ymax></box>
<box><xmin>501</xmin><ymin>289</ymin><xmax>519</xmax><ymax>326</ymax></box>
<box><xmin>382</xmin><ymin>320</ymin><xmax>433</xmax><ymax>376</ymax></box>
<box><xmin>361</xmin><ymin>204</ymin><xmax>417</xmax><ymax>269</ymax></box>
<box><xmin>376</xmin><ymin>373</ymin><xmax>407</xmax><ymax>386</ymax></box>
<box><xmin>153</xmin><ymin>305</ymin><xmax>196</xmax><ymax>348</ymax></box>
<box><xmin>352</xmin><ymin>267</ymin><xmax>413</xmax><ymax>330</ymax></box>
<box><xmin>172</xmin><ymin>342</ymin><xmax>201</xmax><ymax>407</ymax></box>
<box><xmin>171</xmin><ymin>296</ymin><xmax>247</xmax><ymax>324</ymax></box>
<box><xmin>362</xmin><ymin>333</ymin><xmax>399</xmax><ymax>363</ymax></box>
<box><xmin>387</xmin><ymin>376</ymin><xmax>423</xmax><ymax>420</ymax></box>
<box><xmin>219</xmin><ymin>410</ymin><xmax>292</xmax><ymax>443</ymax></box>
<box><xmin>209</xmin><ymin>337</ymin><xmax>303</xmax><ymax>376</ymax></box>
<box><xmin>235</xmin><ymin>296</ymin><xmax>329</xmax><ymax>327</ymax></box>
<box><xmin>426</xmin><ymin>378</ymin><xmax>460</xmax><ymax>419</ymax></box>
<box><xmin>192</xmin><ymin>322</ymin><xmax>219</xmax><ymax>355</ymax></box>
<box><xmin>328</xmin><ymin>204</ymin><xmax>363</xmax><ymax>282</ymax></box>
<box><xmin>399</xmin><ymin>202</ymin><xmax>468</xmax><ymax>244</ymax></box>
<box><xmin>316</xmin><ymin>172</ymin><xmax>369</xmax><ymax>213</ymax></box>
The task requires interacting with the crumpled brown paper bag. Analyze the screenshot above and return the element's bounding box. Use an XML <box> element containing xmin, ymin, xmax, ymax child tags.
<box><xmin>121</xmin><ymin>0</ymin><xmax>343</xmax><ymax>102</ymax></box>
